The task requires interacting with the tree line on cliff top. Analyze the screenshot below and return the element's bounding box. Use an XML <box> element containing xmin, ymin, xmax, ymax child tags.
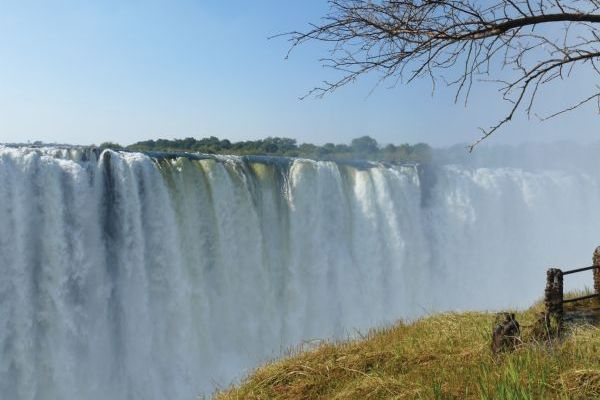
<box><xmin>100</xmin><ymin>136</ymin><xmax>432</xmax><ymax>164</ymax></box>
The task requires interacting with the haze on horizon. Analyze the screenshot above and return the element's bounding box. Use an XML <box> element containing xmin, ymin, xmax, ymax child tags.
<box><xmin>0</xmin><ymin>0</ymin><xmax>597</xmax><ymax>148</ymax></box>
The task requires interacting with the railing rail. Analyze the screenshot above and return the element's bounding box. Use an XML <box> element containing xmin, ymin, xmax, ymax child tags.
<box><xmin>562</xmin><ymin>265</ymin><xmax>600</xmax><ymax>275</ymax></box>
<box><xmin>562</xmin><ymin>293</ymin><xmax>600</xmax><ymax>304</ymax></box>
<box><xmin>544</xmin><ymin>248</ymin><xmax>600</xmax><ymax>334</ymax></box>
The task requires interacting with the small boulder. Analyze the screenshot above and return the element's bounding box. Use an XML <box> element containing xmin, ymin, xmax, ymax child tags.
<box><xmin>492</xmin><ymin>313</ymin><xmax>521</xmax><ymax>354</ymax></box>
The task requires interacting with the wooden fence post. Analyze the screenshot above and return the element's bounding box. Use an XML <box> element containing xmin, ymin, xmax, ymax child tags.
<box><xmin>545</xmin><ymin>268</ymin><xmax>563</xmax><ymax>334</ymax></box>
<box><xmin>593</xmin><ymin>247</ymin><xmax>600</xmax><ymax>295</ymax></box>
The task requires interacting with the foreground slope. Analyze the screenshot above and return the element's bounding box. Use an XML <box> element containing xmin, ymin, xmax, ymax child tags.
<box><xmin>216</xmin><ymin>301</ymin><xmax>600</xmax><ymax>399</ymax></box>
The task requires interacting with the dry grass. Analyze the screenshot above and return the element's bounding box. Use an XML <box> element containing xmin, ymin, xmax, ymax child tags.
<box><xmin>215</xmin><ymin>296</ymin><xmax>600</xmax><ymax>400</ymax></box>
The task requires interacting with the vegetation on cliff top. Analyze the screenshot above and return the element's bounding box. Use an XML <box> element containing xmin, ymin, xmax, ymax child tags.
<box><xmin>99</xmin><ymin>136</ymin><xmax>432</xmax><ymax>164</ymax></box>
<box><xmin>215</xmin><ymin>295</ymin><xmax>600</xmax><ymax>400</ymax></box>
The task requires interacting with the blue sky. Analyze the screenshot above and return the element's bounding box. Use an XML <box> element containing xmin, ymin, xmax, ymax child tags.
<box><xmin>0</xmin><ymin>0</ymin><xmax>597</xmax><ymax>147</ymax></box>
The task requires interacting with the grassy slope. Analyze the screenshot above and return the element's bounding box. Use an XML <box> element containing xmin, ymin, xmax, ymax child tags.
<box><xmin>216</xmin><ymin>297</ymin><xmax>600</xmax><ymax>399</ymax></box>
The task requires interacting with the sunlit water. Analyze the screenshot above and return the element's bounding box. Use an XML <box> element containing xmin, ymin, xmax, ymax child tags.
<box><xmin>0</xmin><ymin>145</ymin><xmax>598</xmax><ymax>399</ymax></box>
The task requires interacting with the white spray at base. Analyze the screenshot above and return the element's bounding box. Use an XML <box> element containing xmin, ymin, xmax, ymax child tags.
<box><xmin>0</xmin><ymin>144</ymin><xmax>599</xmax><ymax>399</ymax></box>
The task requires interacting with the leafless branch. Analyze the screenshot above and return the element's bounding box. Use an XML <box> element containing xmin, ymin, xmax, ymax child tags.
<box><xmin>285</xmin><ymin>0</ymin><xmax>600</xmax><ymax>150</ymax></box>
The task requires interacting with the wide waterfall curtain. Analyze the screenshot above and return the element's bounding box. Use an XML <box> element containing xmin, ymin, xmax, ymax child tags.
<box><xmin>1</xmin><ymin>146</ymin><xmax>599</xmax><ymax>399</ymax></box>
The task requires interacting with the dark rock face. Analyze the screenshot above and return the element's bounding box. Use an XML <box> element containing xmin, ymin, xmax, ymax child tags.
<box><xmin>491</xmin><ymin>313</ymin><xmax>521</xmax><ymax>354</ymax></box>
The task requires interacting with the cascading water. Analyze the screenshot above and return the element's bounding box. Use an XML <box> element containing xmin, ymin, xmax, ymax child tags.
<box><xmin>1</xmin><ymin>144</ymin><xmax>599</xmax><ymax>399</ymax></box>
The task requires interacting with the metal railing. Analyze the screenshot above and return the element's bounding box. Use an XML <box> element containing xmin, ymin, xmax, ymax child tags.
<box><xmin>561</xmin><ymin>265</ymin><xmax>600</xmax><ymax>304</ymax></box>
<box><xmin>544</xmin><ymin>257</ymin><xmax>600</xmax><ymax>333</ymax></box>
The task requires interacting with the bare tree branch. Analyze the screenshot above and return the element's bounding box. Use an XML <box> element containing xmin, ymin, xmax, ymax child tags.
<box><xmin>284</xmin><ymin>0</ymin><xmax>600</xmax><ymax>150</ymax></box>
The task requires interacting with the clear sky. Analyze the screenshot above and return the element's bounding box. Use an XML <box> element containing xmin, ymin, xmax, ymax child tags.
<box><xmin>0</xmin><ymin>0</ymin><xmax>597</xmax><ymax>147</ymax></box>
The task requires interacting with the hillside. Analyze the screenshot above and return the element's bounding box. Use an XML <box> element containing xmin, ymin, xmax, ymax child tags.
<box><xmin>215</xmin><ymin>298</ymin><xmax>600</xmax><ymax>399</ymax></box>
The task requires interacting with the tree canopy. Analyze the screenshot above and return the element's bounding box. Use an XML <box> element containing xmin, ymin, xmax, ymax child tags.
<box><xmin>106</xmin><ymin>136</ymin><xmax>432</xmax><ymax>164</ymax></box>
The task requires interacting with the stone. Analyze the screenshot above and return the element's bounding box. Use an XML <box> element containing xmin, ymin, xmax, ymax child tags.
<box><xmin>492</xmin><ymin>313</ymin><xmax>521</xmax><ymax>354</ymax></box>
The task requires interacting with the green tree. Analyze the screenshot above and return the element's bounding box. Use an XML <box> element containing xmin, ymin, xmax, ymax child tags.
<box><xmin>351</xmin><ymin>136</ymin><xmax>379</xmax><ymax>155</ymax></box>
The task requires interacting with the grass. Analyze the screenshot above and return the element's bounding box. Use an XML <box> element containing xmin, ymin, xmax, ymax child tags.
<box><xmin>215</xmin><ymin>294</ymin><xmax>600</xmax><ymax>399</ymax></box>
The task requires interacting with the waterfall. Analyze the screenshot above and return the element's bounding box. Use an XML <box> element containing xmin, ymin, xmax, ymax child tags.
<box><xmin>1</xmin><ymin>145</ymin><xmax>599</xmax><ymax>399</ymax></box>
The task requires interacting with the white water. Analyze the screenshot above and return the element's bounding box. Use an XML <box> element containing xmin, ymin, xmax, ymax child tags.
<box><xmin>0</xmin><ymin>145</ymin><xmax>599</xmax><ymax>399</ymax></box>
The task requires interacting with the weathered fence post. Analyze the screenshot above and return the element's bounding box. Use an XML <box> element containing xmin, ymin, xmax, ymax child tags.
<box><xmin>545</xmin><ymin>268</ymin><xmax>563</xmax><ymax>334</ymax></box>
<box><xmin>593</xmin><ymin>247</ymin><xmax>600</xmax><ymax>295</ymax></box>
